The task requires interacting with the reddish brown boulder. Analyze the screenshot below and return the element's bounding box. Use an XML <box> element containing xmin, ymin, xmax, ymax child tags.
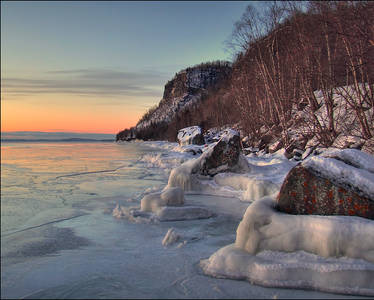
<box><xmin>277</xmin><ymin>157</ymin><xmax>374</xmax><ymax>219</ymax></box>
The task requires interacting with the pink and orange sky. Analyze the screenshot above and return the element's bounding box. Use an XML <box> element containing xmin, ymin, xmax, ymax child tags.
<box><xmin>1</xmin><ymin>1</ymin><xmax>252</xmax><ymax>134</ymax></box>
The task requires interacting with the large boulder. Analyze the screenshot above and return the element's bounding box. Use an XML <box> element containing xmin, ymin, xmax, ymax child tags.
<box><xmin>199</xmin><ymin>128</ymin><xmax>248</xmax><ymax>176</ymax></box>
<box><xmin>167</xmin><ymin>128</ymin><xmax>250</xmax><ymax>190</ymax></box>
<box><xmin>177</xmin><ymin>126</ymin><xmax>204</xmax><ymax>146</ymax></box>
<box><xmin>277</xmin><ymin>148</ymin><xmax>374</xmax><ymax>219</ymax></box>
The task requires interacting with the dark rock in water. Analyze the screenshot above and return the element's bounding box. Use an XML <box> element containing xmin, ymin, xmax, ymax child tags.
<box><xmin>199</xmin><ymin>129</ymin><xmax>248</xmax><ymax>176</ymax></box>
<box><xmin>277</xmin><ymin>151</ymin><xmax>374</xmax><ymax>219</ymax></box>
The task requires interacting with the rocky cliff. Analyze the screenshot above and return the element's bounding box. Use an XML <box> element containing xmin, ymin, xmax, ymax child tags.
<box><xmin>116</xmin><ymin>61</ymin><xmax>231</xmax><ymax>141</ymax></box>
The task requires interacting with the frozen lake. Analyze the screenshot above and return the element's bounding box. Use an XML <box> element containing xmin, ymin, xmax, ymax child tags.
<box><xmin>0</xmin><ymin>141</ymin><xmax>365</xmax><ymax>298</ymax></box>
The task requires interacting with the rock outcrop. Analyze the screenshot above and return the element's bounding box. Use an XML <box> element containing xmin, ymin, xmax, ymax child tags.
<box><xmin>116</xmin><ymin>61</ymin><xmax>231</xmax><ymax>142</ymax></box>
<box><xmin>277</xmin><ymin>148</ymin><xmax>374</xmax><ymax>219</ymax></box>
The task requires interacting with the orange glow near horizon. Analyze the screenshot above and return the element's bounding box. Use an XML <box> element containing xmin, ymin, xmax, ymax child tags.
<box><xmin>1</xmin><ymin>94</ymin><xmax>150</xmax><ymax>134</ymax></box>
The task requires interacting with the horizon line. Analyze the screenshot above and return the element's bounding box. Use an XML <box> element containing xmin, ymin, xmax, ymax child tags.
<box><xmin>1</xmin><ymin>130</ymin><xmax>116</xmax><ymax>135</ymax></box>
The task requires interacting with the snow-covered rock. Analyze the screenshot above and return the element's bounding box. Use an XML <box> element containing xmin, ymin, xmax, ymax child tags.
<box><xmin>277</xmin><ymin>148</ymin><xmax>374</xmax><ymax>219</ymax></box>
<box><xmin>201</xmin><ymin>197</ymin><xmax>374</xmax><ymax>296</ymax></box>
<box><xmin>167</xmin><ymin>129</ymin><xmax>251</xmax><ymax>191</ymax></box>
<box><xmin>199</xmin><ymin>129</ymin><xmax>248</xmax><ymax>176</ymax></box>
<box><xmin>177</xmin><ymin>126</ymin><xmax>204</xmax><ymax>146</ymax></box>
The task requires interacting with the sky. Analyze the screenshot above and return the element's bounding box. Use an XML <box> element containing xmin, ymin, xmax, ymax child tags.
<box><xmin>1</xmin><ymin>1</ymin><xmax>253</xmax><ymax>134</ymax></box>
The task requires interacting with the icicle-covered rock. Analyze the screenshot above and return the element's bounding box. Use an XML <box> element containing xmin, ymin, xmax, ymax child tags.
<box><xmin>201</xmin><ymin>197</ymin><xmax>374</xmax><ymax>296</ymax></box>
<box><xmin>277</xmin><ymin>148</ymin><xmax>374</xmax><ymax>219</ymax></box>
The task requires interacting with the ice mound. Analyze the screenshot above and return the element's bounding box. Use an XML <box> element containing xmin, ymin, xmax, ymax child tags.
<box><xmin>167</xmin><ymin>158</ymin><xmax>201</xmax><ymax>191</ymax></box>
<box><xmin>114</xmin><ymin>187</ymin><xmax>213</xmax><ymax>222</ymax></box>
<box><xmin>201</xmin><ymin>197</ymin><xmax>374</xmax><ymax>296</ymax></box>
<box><xmin>201</xmin><ymin>245</ymin><xmax>374</xmax><ymax>296</ymax></box>
<box><xmin>236</xmin><ymin>198</ymin><xmax>374</xmax><ymax>261</ymax></box>
<box><xmin>213</xmin><ymin>174</ymin><xmax>279</xmax><ymax>202</ymax></box>
<box><xmin>141</xmin><ymin>187</ymin><xmax>184</xmax><ymax>212</ymax></box>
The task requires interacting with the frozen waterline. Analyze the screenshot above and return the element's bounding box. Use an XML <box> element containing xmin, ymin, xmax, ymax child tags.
<box><xmin>1</xmin><ymin>141</ymin><xmax>372</xmax><ymax>298</ymax></box>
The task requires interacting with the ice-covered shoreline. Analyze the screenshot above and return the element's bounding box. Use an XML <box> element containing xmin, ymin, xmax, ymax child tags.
<box><xmin>2</xmin><ymin>140</ymin><xmax>373</xmax><ymax>298</ymax></box>
<box><xmin>133</xmin><ymin>139</ymin><xmax>374</xmax><ymax>296</ymax></box>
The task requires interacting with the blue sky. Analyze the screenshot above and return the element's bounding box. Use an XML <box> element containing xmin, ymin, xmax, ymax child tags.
<box><xmin>1</xmin><ymin>1</ymin><xmax>257</xmax><ymax>133</ymax></box>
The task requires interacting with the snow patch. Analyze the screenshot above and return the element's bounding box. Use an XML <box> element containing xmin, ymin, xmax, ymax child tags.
<box><xmin>302</xmin><ymin>154</ymin><xmax>374</xmax><ymax>199</ymax></box>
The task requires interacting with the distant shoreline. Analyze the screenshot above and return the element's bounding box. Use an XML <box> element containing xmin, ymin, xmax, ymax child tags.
<box><xmin>1</xmin><ymin>138</ymin><xmax>115</xmax><ymax>143</ymax></box>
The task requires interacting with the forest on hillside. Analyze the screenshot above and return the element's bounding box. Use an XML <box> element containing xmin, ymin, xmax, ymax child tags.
<box><xmin>117</xmin><ymin>1</ymin><xmax>374</xmax><ymax>150</ymax></box>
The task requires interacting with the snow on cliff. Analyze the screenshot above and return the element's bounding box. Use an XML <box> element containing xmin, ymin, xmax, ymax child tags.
<box><xmin>136</xmin><ymin>64</ymin><xmax>231</xmax><ymax>130</ymax></box>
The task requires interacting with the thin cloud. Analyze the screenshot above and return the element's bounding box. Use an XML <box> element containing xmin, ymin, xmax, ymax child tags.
<box><xmin>2</xmin><ymin>68</ymin><xmax>168</xmax><ymax>99</ymax></box>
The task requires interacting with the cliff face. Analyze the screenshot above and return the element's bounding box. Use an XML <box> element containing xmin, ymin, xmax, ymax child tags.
<box><xmin>116</xmin><ymin>61</ymin><xmax>231</xmax><ymax>141</ymax></box>
<box><xmin>162</xmin><ymin>66</ymin><xmax>230</xmax><ymax>101</ymax></box>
